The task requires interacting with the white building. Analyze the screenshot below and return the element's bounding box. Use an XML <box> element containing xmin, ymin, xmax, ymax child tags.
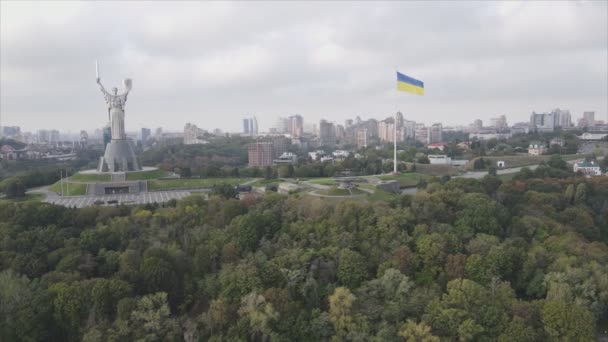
<box><xmin>573</xmin><ymin>160</ymin><xmax>602</xmax><ymax>176</ymax></box>
<box><xmin>528</xmin><ymin>142</ymin><xmax>546</xmax><ymax>155</ymax></box>
<box><xmin>428</xmin><ymin>154</ymin><xmax>452</xmax><ymax>165</ymax></box>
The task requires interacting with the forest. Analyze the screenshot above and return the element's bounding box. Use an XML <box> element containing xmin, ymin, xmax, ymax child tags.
<box><xmin>1</xmin><ymin>173</ymin><xmax>607</xmax><ymax>341</ymax></box>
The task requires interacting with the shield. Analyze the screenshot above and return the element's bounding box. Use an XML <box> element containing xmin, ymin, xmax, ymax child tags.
<box><xmin>123</xmin><ymin>78</ymin><xmax>132</xmax><ymax>90</ymax></box>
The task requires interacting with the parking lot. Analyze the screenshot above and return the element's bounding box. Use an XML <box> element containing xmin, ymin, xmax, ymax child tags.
<box><xmin>44</xmin><ymin>190</ymin><xmax>193</xmax><ymax>208</ymax></box>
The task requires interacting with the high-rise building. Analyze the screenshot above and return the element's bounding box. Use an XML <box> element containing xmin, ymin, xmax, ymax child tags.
<box><xmin>319</xmin><ymin>119</ymin><xmax>336</xmax><ymax>147</ymax></box>
<box><xmin>415</xmin><ymin>123</ymin><xmax>428</xmax><ymax>144</ymax></box>
<box><xmin>79</xmin><ymin>130</ymin><xmax>88</xmax><ymax>147</ymax></box>
<box><xmin>404</xmin><ymin>120</ymin><xmax>416</xmax><ymax>139</ymax></box>
<box><xmin>530</xmin><ymin>112</ymin><xmax>556</xmax><ymax>132</ymax></box>
<box><xmin>288</xmin><ymin>115</ymin><xmax>304</xmax><ymax>138</ymax></box>
<box><xmin>141</xmin><ymin>128</ymin><xmax>151</xmax><ymax>144</ymax></box>
<box><xmin>357</xmin><ymin>128</ymin><xmax>369</xmax><ymax>148</ymax></box>
<box><xmin>490</xmin><ymin>115</ymin><xmax>508</xmax><ymax>131</ymax></box>
<box><xmin>335</xmin><ymin>124</ymin><xmax>345</xmax><ymax>142</ymax></box>
<box><xmin>428</xmin><ymin>123</ymin><xmax>443</xmax><ymax>144</ymax></box>
<box><xmin>270</xmin><ymin>135</ymin><xmax>291</xmax><ymax>158</ymax></box>
<box><xmin>472</xmin><ymin>119</ymin><xmax>483</xmax><ymax>131</ymax></box>
<box><xmin>582</xmin><ymin>111</ymin><xmax>595</xmax><ymax>127</ymax></box>
<box><xmin>378</xmin><ymin>118</ymin><xmax>395</xmax><ymax>143</ymax></box>
<box><xmin>248</xmin><ymin>142</ymin><xmax>273</xmax><ymax>167</ymax></box>
<box><xmin>275</xmin><ymin>117</ymin><xmax>289</xmax><ymax>133</ymax></box>
<box><xmin>242</xmin><ymin>117</ymin><xmax>259</xmax><ymax>135</ymax></box>
<box><xmin>184</xmin><ymin>123</ymin><xmax>206</xmax><ymax>144</ymax></box>
<box><xmin>553</xmin><ymin>109</ymin><xmax>572</xmax><ymax>128</ymax></box>
<box><xmin>243</xmin><ymin>118</ymin><xmax>250</xmax><ymax>134</ymax></box>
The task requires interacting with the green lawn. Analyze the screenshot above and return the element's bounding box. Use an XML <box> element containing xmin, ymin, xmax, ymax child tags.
<box><xmin>148</xmin><ymin>178</ymin><xmax>249</xmax><ymax>190</ymax></box>
<box><xmin>68</xmin><ymin>173</ymin><xmax>111</xmax><ymax>182</ymax></box>
<box><xmin>378</xmin><ymin>173</ymin><xmax>427</xmax><ymax>187</ymax></box>
<box><xmin>0</xmin><ymin>193</ymin><xmax>45</xmax><ymax>204</ymax></box>
<box><xmin>308</xmin><ymin>178</ymin><xmax>338</xmax><ymax>186</ymax></box>
<box><xmin>367</xmin><ymin>189</ymin><xmax>399</xmax><ymax>202</ymax></box>
<box><xmin>317</xmin><ymin>187</ymin><xmax>366</xmax><ymax>196</ymax></box>
<box><xmin>48</xmin><ymin>182</ymin><xmax>87</xmax><ymax>196</ymax></box>
<box><xmin>126</xmin><ymin>169</ymin><xmax>168</xmax><ymax>180</ymax></box>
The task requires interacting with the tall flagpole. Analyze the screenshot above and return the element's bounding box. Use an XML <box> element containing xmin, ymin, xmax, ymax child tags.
<box><xmin>394</xmin><ymin>112</ymin><xmax>397</xmax><ymax>174</ymax></box>
<box><xmin>394</xmin><ymin>68</ymin><xmax>398</xmax><ymax>174</ymax></box>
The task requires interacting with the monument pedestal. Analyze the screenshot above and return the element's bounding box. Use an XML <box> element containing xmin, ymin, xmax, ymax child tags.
<box><xmin>98</xmin><ymin>139</ymin><xmax>141</xmax><ymax>172</ymax></box>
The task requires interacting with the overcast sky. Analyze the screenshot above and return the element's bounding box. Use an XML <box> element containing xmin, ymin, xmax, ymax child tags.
<box><xmin>1</xmin><ymin>1</ymin><xmax>607</xmax><ymax>133</ymax></box>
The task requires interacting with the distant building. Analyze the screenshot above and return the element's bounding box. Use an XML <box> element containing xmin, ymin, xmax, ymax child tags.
<box><xmin>490</xmin><ymin>115</ymin><xmax>508</xmax><ymax>131</ymax></box>
<box><xmin>573</xmin><ymin>160</ymin><xmax>602</xmax><ymax>176</ymax></box>
<box><xmin>184</xmin><ymin>123</ymin><xmax>207</xmax><ymax>144</ymax></box>
<box><xmin>577</xmin><ymin>132</ymin><xmax>608</xmax><ymax>141</ymax></box>
<box><xmin>428</xmin><ymin>123</ymin><xmax>443</xmax><ymax>144</ymax></box>
<box><xmin>530</xmin><ymin>109</ymin><xmax>571</xmax><ymax>132</ymax></box>
<box><xmin>550</xmin><ymin>137</ymin><xmax>565</xmax><ymax>147</ymax></box>
<box><xmin>141</xmin><ymin>128</ymin><xmax>151</xmax><ymax>144</ymax></box>
<box><xmin>332</xmin><ymin>150</ymin><xmax>350</xmax><ymax>159</ymax></box>
<box><xmin>528</xmin><ymin>141</ymin><xmax>546</xmax><ymax>155</ymax></box>
<box><xmin>471</xmin><ymin>119</ymin><xmax>483</xmax><ymax>131</ymax></box>
<box><xmin>428</xmin><ymin>154</ymin><xmax>451</xmax><ymax>165</ymax></box>
<box><xmin>308</xmin><ymin>150</ymin><xmax>325</xmax><ymax>161</ymax></box>
<box><xmin>275</xmin><ymin>117</ymin><xmax>289</xmax><ymax>133</ymax></box>
<box><xmin>79</xmin><ymin>130</ymin><xmax>88</xmax><ymax>147</ymax></box>
<box><xmin>273</xmin><ymin>152</ymin><xmax>298</xmax><ymax>165</ymax></box>
<box><xmin>248</xmin><ymin>142</ymin><xmax>273</xmax><ymax>167</ymax></box>
<box><xmin>288</xmin><ymin>115</ymin><xmax>304</xmax><ymax>138</ymax></box>
<box><xmin>415</xmin><ymin>124</ymin><xmax>428</xmax><ymax>144</ymax></box>
<box><xmin>242</xmin><ymin>117</ymin><xmax>258</xmax><ymax>135</ymax></box>
<box><xmin>427</xmin><ymin>142</ymin><xmax>447</xmax><ymax>151</ymax></box>
<box><xmin>356</xmin><ymin>128</ymin><xmax>369</xmax><ymax>148</ymax></box>
<box><xmin>1</xmin><ymin>126</ymin><xmax>21</xmax><ymax>137</ymax></box>
<box><xmin>319</xmin><ymin>120</ymin><xmax>336</xmax><ymax>147</ymax></box>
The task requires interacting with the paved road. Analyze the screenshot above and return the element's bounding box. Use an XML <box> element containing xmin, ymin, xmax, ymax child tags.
<box><xmin>42</xmin><ymin>190</ymin><xmax>193</xmax><ymax>208</ymax></box>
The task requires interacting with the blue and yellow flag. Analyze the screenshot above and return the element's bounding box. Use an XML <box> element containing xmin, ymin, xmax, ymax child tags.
<box><xmin>397</xmin><ymin>71</ymin><xmax>424</xmax><ymax>95</ymax></box>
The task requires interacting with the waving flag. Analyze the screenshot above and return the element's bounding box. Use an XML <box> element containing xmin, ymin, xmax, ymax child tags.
<box><xmin>397</xmin><ymin>71</ymin><xmax>424</xmax><ymax>95</ymax></box>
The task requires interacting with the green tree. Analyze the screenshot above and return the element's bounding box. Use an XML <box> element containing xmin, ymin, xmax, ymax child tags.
<box><xmin>211</xmin><ymin>183</ymin><xmax>238</xmax><ymax>199</ymax></box>
<box><xmin>337</xmin><ymin>249</ymin><xmax>367</xmax><ymax>289</ymax></box>
<box><xmin>398</xmin><ymin>320</ymin><xmax>440</xmax><ymax>342</ymax></box>
<box><xmin>541</xmin><ymin>300</ymin><xmax>595</xmax><ymax>341</ymax></box>
<box><xmin>128</xmin><ymin>292</ymin><xmax>180</xmax><ymax>341</ymax></box>
<box><xmin>238</xmin><ymin>291</ymin><xmax>279</xmax><ymax>341</ymax></box>
<box><xmin>4</xmin><ymin>178</ymin><xmax>26</xmax><ymax>198</ymax></box>
<box><xmin>574</xmin><ymin>183</ymin><xmax>587</xmax><ymax>205</ymax></box>
<box><xmin>488</xmin><ymin>166</ymin><xmax>497</xmax><ymax>177</ymax></box>
<box><xmin>563</xmin><ymin>184</ymin><xmax>575</xmax><ymax>204</ymax></box>
<box><xmin>329</xmin><ymin>287</ymin><xmax>356</xmax><ymax>339</ymax></box>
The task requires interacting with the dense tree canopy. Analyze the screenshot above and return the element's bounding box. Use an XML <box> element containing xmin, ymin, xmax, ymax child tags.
<box><xmin>1</xmin><ymin>175</ymin><xmax>607</xmax><ymax>341</ymax></box>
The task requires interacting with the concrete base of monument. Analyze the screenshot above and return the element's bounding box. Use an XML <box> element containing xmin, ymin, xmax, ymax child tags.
<box><xmin>80</xmin><ymin>166</ymin><xmax>159</xmax><ymax>175</ymax></box>
<box><xmin>98</xmin><ymin>139</ymin><xmax>141</xmax><ymax>172</ymax></box>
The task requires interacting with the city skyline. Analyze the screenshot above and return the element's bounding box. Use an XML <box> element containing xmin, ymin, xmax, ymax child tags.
<box><xmin>1</xmin><ymin>1</ymin><xmax>607</xmax><ymax>132</ymax></box>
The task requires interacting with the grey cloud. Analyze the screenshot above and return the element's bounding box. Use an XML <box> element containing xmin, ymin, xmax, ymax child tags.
<box><xmin>1</xmin><ymin>1</ymin><xmax>606</xmax><ymax>133</ymax></box>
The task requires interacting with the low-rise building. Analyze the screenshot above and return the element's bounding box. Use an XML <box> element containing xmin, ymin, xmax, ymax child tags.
<box><xmin>273</xmin><ymin>152</ymin><xmax>298</xmax><ymax>165</ymax></box>
<box><xmin>426</xmin><ymin>142</ymin><xmax>447</xmax><ymax>151</ymax></box>
<box><xmin>573</xmin><ymin>160</ymin><xmax>602</xmax><ymax>176</ymax></box>
<box><xmin>528</xmin><ymin>142</ymin><xmax>546</xmax><ymax>155</ymax></box>
<box><xmin>428</xmin><ymin>154</ymin><xmax>452</xmax><ymax>165</ymax></box>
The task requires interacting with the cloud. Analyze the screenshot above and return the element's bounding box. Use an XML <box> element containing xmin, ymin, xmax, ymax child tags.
<box><xmin>1</xmin><ymin>1</ymin><xmax>606</xmax><ymax>133</ymax></box>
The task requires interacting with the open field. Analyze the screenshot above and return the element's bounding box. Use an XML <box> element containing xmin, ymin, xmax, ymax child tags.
<box><xmin>68</xmin><ymin>173</ymin><xmax>111</xmax><ymax>182</ymax></box>
<box><xmin>404</xmin><ymin>163</ymin><xmax>459</xmax><ymax>176</ymax></box>
<box><xmin>126</xmin><ymin>169</ymin><xmax>168</xmax><ymax>180</ymax></box>
<box><xmin>307</xmin><ymin>178</ymin><xmax>338</xmax><ymax>186</ymax></box>
<box><xmin>48</xmin><ymin>182</ymin><xmax>87</xmax><ymax>196</ymax></box>
<box><xmin>378</xmin><ymin>172</ymin><xmax>428</xmax><ymax>187</ymax></box>
<box><xmin>465</xmin><ymin>154</ymin><xmax>580</xmax><ymax>171</ymax></box>
<box><xmin>148</xmin><ymin>177</ymin><xmax>249</xmax><ymax>190</ymax></box>
<box><xmin>0</xmin><ymin>193</ymin><xmax>45</xmax><ymax>204</ymax></box>
<box><xmin>316</xmin><ymin>187</ymin><xmax>367</xmax><ymax>196</ymax></box>
<box><xmin>366</xmin><ymin>189</ymin><xmax>399</xmax><ymax>201</ymax></box>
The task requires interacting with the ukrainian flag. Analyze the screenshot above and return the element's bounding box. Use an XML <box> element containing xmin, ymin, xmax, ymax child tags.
<box><xmin>397</xmin><ymin>71</ymin><xmax>424</xmax><ymax>95</ymax></box>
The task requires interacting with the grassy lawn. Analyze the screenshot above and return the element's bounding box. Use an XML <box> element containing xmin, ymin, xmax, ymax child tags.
<box><xmin>252</xmin><ymin>179</ymin><xmax>278</xmax><ymax>186</ymax></box>
<box><xmin>378</xmin><ymin>173</ymin><xmax>428</xmax><ymax>187</ymax></box>
<box><xmin>308</xmin><ymin>178</ymin><xmax>338</xmax><ymax>186</ymax></box>
<box><xmin>48</xmin><ymin>182</ymin><xmax>87</xmax><ymax>195</ymax></box>
<box><xmin>0</xmin><ymin>193</ymin><xmax>45</xmax><ymax>204</ymax></box>
<box><xmin>466</xmin><ymin>154</ymin><xmax>580</xmax><ymax>171</ymax></box>
<box><xmin>126</xmin><ymin>169</ymin><xmax>168</xmax><ymax>180</ymax></box>
<box><xmin>317</xmin><ymin>187</ymin><xmax>366</xmax><ymax>196</ymax></box>
<box><xmin>68</xmin><ymin>173</ymin><xmax>111</xmax><ymax>182</ymax></box>
<box><xmin>367</xmin><ymin>189</ymin><xmax>399</xmax><ymax>202</ymax></box>
<box><xmin>404</xmin><ymin>163</ymin><xmax>459</xmax><ymax>176</ymax></box>
<box><xmin>148</xmin><ymin>178</ymin><xmax>249</xmax><ymax>190</ymax></box>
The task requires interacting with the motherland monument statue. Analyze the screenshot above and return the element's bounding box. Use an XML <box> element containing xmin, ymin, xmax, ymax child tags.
<box><xmin>96</xmin><ymin>61</ymin><xmax>142</xmax><ymax>172</ymax></box>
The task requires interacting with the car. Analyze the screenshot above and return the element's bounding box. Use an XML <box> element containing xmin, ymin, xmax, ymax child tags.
<box><xmin>94</xmin><ymin>200</ymin><xmax>104</xmax><ymax>205</ymax></box>
<box><xmin>106</xmin><ymin>200</ymin><xmax>118</xmax><ymax>204</ymax></box>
